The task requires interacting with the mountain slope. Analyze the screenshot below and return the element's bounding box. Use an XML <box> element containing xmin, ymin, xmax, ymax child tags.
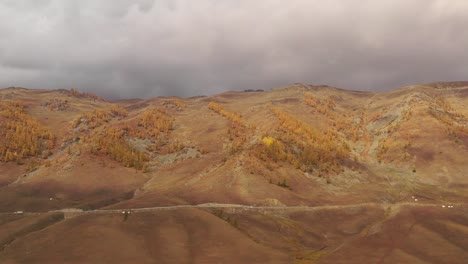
<box><xmin>0</xmin><ymin>83</ymin><xmax>467</xmax><ymax>211</ymax></box>
<box><xmin>0</xmin><ymin>83</ymin><xmax>467</xmax><ymax>263</ymax></box>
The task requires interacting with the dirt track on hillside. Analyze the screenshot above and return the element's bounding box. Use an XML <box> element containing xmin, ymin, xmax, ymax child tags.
<box><xmin>1</xmin><ymin>201</ymin><xmax>466</xmax><ymax>216</ymax></box>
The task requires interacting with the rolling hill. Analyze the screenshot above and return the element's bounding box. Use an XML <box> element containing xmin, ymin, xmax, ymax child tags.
<box><xmin>0</xmin><ymin>82</ymin><xmax>467</xmax><ymax>263</ymax></box>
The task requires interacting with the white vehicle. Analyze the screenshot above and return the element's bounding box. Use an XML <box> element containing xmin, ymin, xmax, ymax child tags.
<box><xmin>14</xmin><ymin>210</ymin><xmax>24</xmax><ymax>214</ymax></box>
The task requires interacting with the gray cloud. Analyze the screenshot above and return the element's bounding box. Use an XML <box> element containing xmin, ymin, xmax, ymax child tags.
<box><xmin>0</xmin><ymin>0</ymin><xmax>467</xmax><ymax>99</ymax></box>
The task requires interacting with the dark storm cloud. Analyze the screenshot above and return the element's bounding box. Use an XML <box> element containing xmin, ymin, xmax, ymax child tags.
<box><xmin>0</xmin><ymin>0</ymin><xmax>467</xmax><ymax>99</ymax></box>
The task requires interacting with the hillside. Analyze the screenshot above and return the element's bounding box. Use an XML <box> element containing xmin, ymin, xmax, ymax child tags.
<box><xmin>0</xmin><ymin>83</ymin><xmax>467</xmax><ymax>263</ymax></box>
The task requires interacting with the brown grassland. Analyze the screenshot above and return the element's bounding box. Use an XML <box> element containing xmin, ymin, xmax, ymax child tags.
<box><xmin>0</xmin><ymin>82</ymin><xmax>467</xmax><ymax>263</ymax></box>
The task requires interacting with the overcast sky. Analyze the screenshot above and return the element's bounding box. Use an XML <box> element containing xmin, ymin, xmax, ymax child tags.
<box><xmin>0</xmin><ymin>0</ymin><xmax>467</xmax><ymax>99</ymax></box>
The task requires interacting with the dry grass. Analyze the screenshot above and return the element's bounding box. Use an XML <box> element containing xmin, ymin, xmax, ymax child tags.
<box><xmin>0</xmin><ymin>84</ymin><xmax>467</xmax><ymax>263</ymax></box>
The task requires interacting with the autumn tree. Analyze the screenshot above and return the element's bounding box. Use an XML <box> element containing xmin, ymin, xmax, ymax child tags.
<box><xmin>0</xmin><ymin>101</ymin><xmax>55</xmax><ymax>163</ymax></box>
<box><xmin>259</xmin><ymin>107</ymin><xmax>350</xmax><ymax>173</ymax></box>
<box><xmin>208</xmin><ymin>102</ymin><xmax>247</xmax><ymax>153</ymax></box>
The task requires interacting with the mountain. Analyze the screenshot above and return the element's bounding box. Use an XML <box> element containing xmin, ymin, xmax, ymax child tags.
<box><xmin>0</xmin><ymin>83</ymin><xmax>467</xmax><ymax>263</ymax></box>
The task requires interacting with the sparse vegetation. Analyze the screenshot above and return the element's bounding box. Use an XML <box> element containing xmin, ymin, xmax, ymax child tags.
<box><xmin>208</xmin><ymin>102</ymin><xmax>245</xmax><ymax>127</ymax></box>
<box><xmin>42</xmin><ymin>99</ymin><xmax>69</xmax><ymax>111</ymax></box>
<box><xmin>429</xmin><ymin>96</ymin><xmax>467</xmax><ymax>141</ymax></box>
<box><xmin>208</xmin><ymin>102</ymin><xmax>247</xmax><ymax>153</ymax></box>
<box><xmin>162</xmin><ymin>98</ymin><xmax>187</xmax><ymax>109</ymax></box>
<box><xmin>304</xmin><ymin>92</ymin><xmax>363</xmax><ymax>142</ymax></box>
<box><xmin>69</xmin><ymin>88</ymin><xmax>104</xmax><ymax>101</ymax></box>
<box><xmin>210</xmin><ymin>209</ymin><xmax>239</xmax><ymax>228</ymax></box>
<box><xmin>304</xmin><ymin>92</ymin><xmax>336</xmax><ymax>115</ymax></box>
<box><xmin>72</xmin><ymin>106</ymin><xmax>128</xmax><ymax>129</ymax></box>
<box><xmin>277</xmin><ymin>178</ymin><xmax>290</xmax><ymax>189</ymax></box>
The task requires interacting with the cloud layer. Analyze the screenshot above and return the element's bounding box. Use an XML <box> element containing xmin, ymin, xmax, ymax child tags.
<box><xmin>1</xmin><ymin>0</ymin><xmax>467</xmax><ymax>98</ymax></box>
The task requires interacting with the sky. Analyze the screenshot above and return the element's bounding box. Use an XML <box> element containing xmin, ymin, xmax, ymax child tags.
<box><xmin>0</xmin><ymin>0</ymin><xmax>467</xmax><ymax>99</ymax></box>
